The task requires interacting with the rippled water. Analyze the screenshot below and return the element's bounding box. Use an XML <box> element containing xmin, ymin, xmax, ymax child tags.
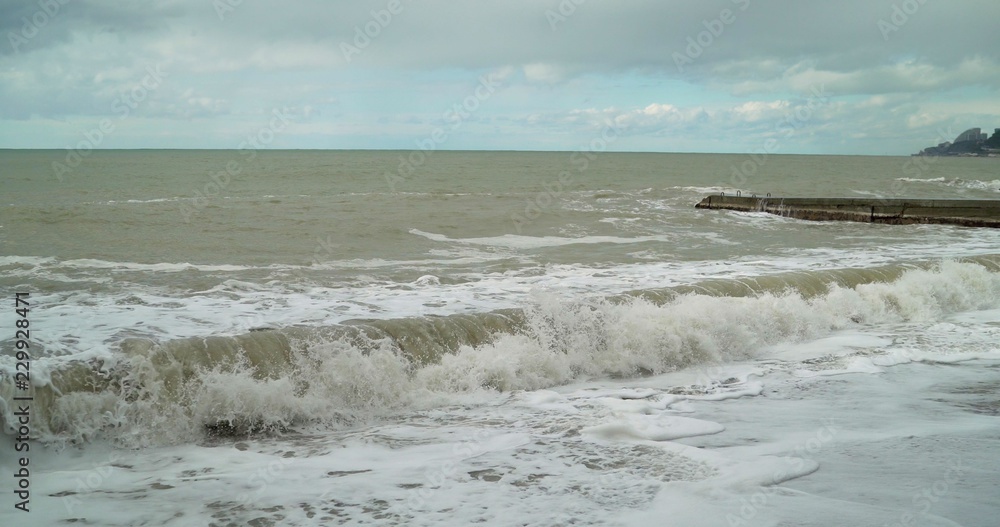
<box><xmin>1</xmin><ymin>150</ymin><xmax>999</xmax><ymax>526</ymax></box>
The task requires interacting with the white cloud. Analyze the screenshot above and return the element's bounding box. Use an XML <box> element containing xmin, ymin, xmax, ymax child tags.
<box><xmin>522</xmin><ymin>63</ymin><xmax>569</xmax><ymax>84</ymax></box>
<box><xmin>1</xmin><ymin>0</ymin><xmax>998</xmax><ymax>152</ymax></box>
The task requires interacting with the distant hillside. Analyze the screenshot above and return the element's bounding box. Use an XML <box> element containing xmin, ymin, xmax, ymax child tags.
<box><xmin>987</xmin><ymin>130</ymin><xmax>1000</xmax><ymax>148</ymax></box>
<box><xmin>915</xmin><ymin>127</ymin><xmax>1000</xmax><ymax>157</ymax></box>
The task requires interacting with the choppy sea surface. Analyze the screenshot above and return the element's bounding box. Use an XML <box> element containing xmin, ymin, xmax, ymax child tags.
<box><xmin>1</xmin><ymin>150</ymin><xmax>999</xmax><ymax>526</ymax></box>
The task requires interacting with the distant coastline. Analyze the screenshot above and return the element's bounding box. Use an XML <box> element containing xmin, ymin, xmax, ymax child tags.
<box><xmin>914</xmin><ymin>127</ymin><xmax>1000</xmax><ymax>157</ymax></box>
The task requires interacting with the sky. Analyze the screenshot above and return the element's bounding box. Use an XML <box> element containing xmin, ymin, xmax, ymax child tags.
<box><xmin>1</xmin><ymin>0</ymin><xmax>998</xmax><ymax>155</ymax></box>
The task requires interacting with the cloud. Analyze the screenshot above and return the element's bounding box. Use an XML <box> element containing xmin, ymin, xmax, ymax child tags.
<box><xmin>724</xmin><ymin>57</ymin><xmax>1000</xmax><ymax>97</ymax></box>
<box><xmin>1</xmin><ymin>0</ymin><xmax>998</xmax><ymax>152</ymax></box>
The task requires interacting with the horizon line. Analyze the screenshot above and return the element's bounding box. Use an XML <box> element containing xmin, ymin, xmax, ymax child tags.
<box><xmin>0</xmin><ymin>147</ymin><xmax>915</xmax><ymax>157</ymax></box>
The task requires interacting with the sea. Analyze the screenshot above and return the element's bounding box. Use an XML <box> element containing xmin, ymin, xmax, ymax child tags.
<box><xmin>1</xmin><ymin>150</ymin><xmax>999</xmax><ymax>526</ymax></box>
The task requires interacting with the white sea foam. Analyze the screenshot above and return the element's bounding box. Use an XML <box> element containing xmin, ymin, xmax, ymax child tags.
<box><xmin>670</xmin><ymin>185</ymin><xmax>740</xmax><ymax>195</ymax></box>
<box><xmin>6</xmin><ymin>247</ymin><xmax>1000</xmax><ymax>364</ymax></box>
<box><xmin>896</xmin><ymin>177</ymin><xmax>948</xmax><ymax>183</ymax></box>
<box><xmin>409</xmin><ymin>229</ymin><xmax>673</xmax><ymax>249</ymax></box>
<box><xmin>895</xmin><ymin>176</ymin><xmax>1000</xmax><ymax>192</ymax></box>
<box><xmin>11</xmin><ymin>350</ymin><xmax>998</xmax><ymax>526</ymax></box>
<box><xmin>59</xmin><ymin>259</ymin><xmax>253</xmax><ymax>272</ymax></box>
<box><xmin>7</xmin><ymin>151</ymin><xmax>1000</xmax><ymax>525</ymax></box>
<box><xmin>6</xmin><ymin>259</ymin><xmax>1000</xmax><ymax>451</ymax></box>
<box><xmin>102</xmin><ymin>198</ymin><xmax>182</xmax><ymax>204</ymax></box>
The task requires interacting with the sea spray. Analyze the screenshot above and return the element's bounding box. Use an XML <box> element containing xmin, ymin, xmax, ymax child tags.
<box><xmin>3</xmin><ymin>259</ymin><xmax>1000</xmax><ymax>447</ymax></box>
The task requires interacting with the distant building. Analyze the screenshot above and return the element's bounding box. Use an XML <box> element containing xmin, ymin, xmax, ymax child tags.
<box><xmin>955</xmin><ymin>128</ymin><xmax>983</xmax><ymax>143</ymax></box>
<box><xmin>914</xmin><ymin>126</ymin><xmax>998</xmax><ymax>156</ymax></box>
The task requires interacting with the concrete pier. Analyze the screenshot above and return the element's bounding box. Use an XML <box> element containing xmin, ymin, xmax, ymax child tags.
<box><xmin>695</xmin><ymin>195</ymin><xmax>1000</xmax><ymax>228</ymax></box>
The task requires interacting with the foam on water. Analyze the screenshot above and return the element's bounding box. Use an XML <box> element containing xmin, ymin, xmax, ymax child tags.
<box><xmin>896</xmin><ymin>176</ymin><xmax>1000</xmax><ymax>192</ymax></box>
<box><xmin>408</xmin><ymin>229</ymin><xmax>674</xmax><ymax>249</ymax></box>
<box><xmin>10</xmin><ymin>249</ymin><xmax>1000</xmax><ymax>364</ymax></box>
<box><xmin>7</xmin><ymin>333</ymin><xmax>997</xmax><ymax>526</ymax></box>
<box><xmin>4</xmin><ymin>152</ymin><xmax>1000</xmax><ymax>524</ymax></box>
<box><xmin>4</xmin><ymin>259</ymin><xmax>1000</xmax><ymax>450</ymax></box>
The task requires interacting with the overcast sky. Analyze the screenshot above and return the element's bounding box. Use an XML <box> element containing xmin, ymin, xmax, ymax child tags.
<box><xmin>1</xmin><ymin>0</ymin><xmax>998</xmax><ymax>154</ymax></box>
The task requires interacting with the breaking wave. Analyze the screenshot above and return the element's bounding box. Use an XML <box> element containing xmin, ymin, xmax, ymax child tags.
<box><xmin>896</xmin><ymin>177</ymin><xmax>1000</xmax><ymax>192</ymax></box>
<box><xmin>2</xmin><ymin>257</ymin><xmax>1000</xmax><ymax>447</ymax></box>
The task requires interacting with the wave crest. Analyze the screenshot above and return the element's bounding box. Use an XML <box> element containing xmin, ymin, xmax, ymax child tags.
<box><xmin>3</xmin><ymin>258</ymin><xmax>1000</xmax><ymax>446</ymax></box>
